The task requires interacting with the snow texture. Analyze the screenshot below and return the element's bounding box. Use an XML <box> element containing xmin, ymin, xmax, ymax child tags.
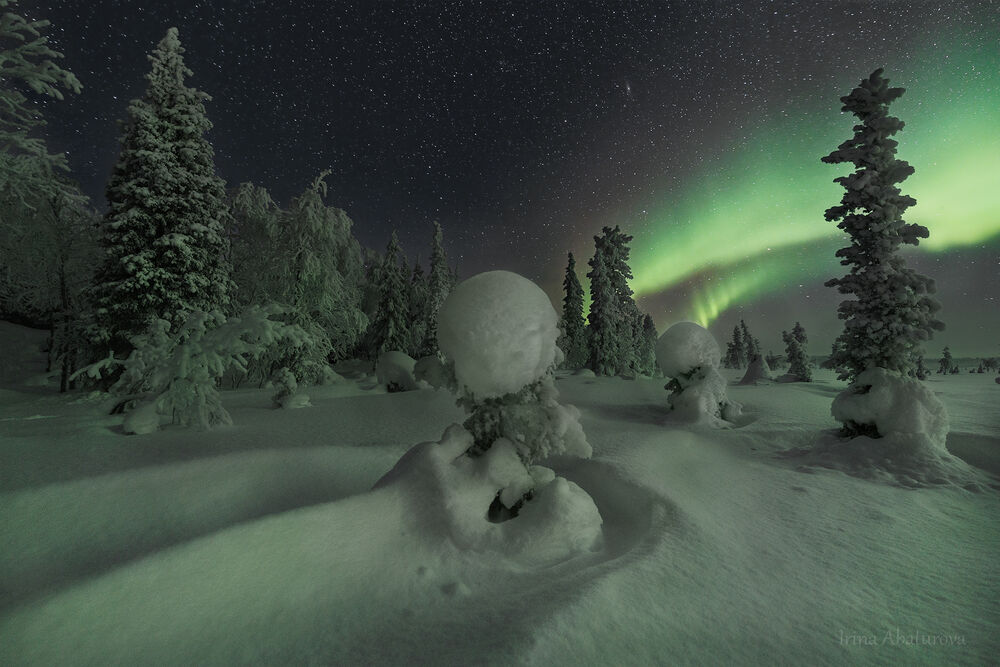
<box><xmin>376</xmin><ymin>350</ymin><xmax>421</xmax><ymax>392</ymax></box>
<box><xmin>438</xmin><ymin>271</ymin><xmax>559</xmax><ymax>400</ymax></box>
<box><xmin>374</xmin><ymin>424</ymin><xmax>602</xmax><ymax>564</ymax></box>
<box><xmin>655</xmin><ymin>321</ymin><xmax>722</xmax><ymax>379</ymax></box>
<box><xmin>413</xmin><ymin>355</ymin><xmax>452</xmax><ymax>390</ymax></box>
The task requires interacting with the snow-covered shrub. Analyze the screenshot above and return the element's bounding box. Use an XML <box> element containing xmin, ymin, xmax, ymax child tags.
<box><xmin>832</xmin><ymin>368</ymin><xmax>947</xmax><ymax>447</ymax></box>
<box><xmin>438</xmin><ymin>270</ymin><xmax>589</xmax><ymax>462</ymax></box>
<box><xmin>271</xmin><ymin>366</ymin><xmax>311</xmax><ymax>409</ymax></box>
<box><xmin>80</xmin><ymin>306</ymin><xmax>307</xmax><ymax>431</ymax></box>
<box><xmin>376</xmin><ymin>350</ymin><xmax>420</xmax><ymax>392</ymax></box>
<box><xmin>431</xmin><ymin>270</ymin><xmax>593</xmax><ymax>526</ymax></box>
<box><xmin>802</xmin><ymin>367</ymin><xmax>976</xmax><ymax>487</ymax></box>
<box><xmin>656</xmin><ymin>321</ymin><xmax>741</xmax><ymax>426</ymax></box>
<box><xmin>374</xmin><ymin>424</ymin><xmax>602</xmax><ymax>565</ymax></box>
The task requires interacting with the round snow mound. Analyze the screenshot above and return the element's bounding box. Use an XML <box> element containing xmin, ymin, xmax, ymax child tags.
<box><xmin>437</xmin><ymin>271</ymin><xmax>559</xmax><ymax>399</ymax></box>
<box><xmin>655</xmin><ymin>321</ymin><xmax>721</xmax><ymax>378</ymax></box>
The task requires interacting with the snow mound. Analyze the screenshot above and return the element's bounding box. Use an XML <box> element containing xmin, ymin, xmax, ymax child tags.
<box><xmin>739</xmin><ymin>356</ymin><xmax>772</xmax><ymax>385</ymax></box>
<box><xmin>376</xmin><ymin>350</ymin><xmax>421</xmax><ymax>392</ymax></box>
<box><xmin>413</xmin><ymin>355</ymin><xmax>452</xmax><ymax>390</ymax></box>
<box><xmin>438</xmin><ymin>271</ymin><xmax>559</xmax><ymax>399</ymax></box>
<box><xmin>655</xmin><ymin>321</ymin><xmax>721</xmax><ymax>378</ymax></box>
<box><xmin>832</xmin><ymin>368</ymin><xmax>948</xmax><ymax>446</ymax></box>
<box><xmin>374</xmin><ymin>424</ymin><xmax>602</xmax><ymax>565</ymax></box>
<box><xmin>789</xmin><ymin>368</ymin><xmax>981</xmax><ymax>488</ymax></box>
<box><xmin>122</xmin><ymin>400</ymin><xmax>160</xmax><ymax>435</ymax></box>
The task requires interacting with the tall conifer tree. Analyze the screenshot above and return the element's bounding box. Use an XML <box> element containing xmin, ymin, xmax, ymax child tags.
<box><xmin>92</xmin><ymin>28</ymin><xmax>233</xmax><ymax>357</ymax></box>
<box><xmin>559</xmin><ymin>252</ymin><xmax>587</xmax><ymax>368</ymax></box>
<box><xmin>821</xmin><ymin>68</ymin><xmax>943</xmax><ymax>381</ymax></box>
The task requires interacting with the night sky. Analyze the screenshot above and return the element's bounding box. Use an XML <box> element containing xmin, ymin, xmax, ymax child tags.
<box><xmin>33</xmin><ymin>0</ymin><xmax>1000</xmax><ymax>356</ymax></box>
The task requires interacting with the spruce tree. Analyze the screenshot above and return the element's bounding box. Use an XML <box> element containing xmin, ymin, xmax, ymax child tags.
<box><xmin>586</xmin><ymin>226</ymin><xmax>641</xmax><ymax>375</ymax></box>
<box><xmin>723</xmin><ymin>326</ymin><xmax>745</xmax><ymax>369</ymax></box>
<box><xmin>92</xmin><ymin>28</ymin><xmax>233</xmax><ymax>358</ymax></box>
<box><xmin>782</xmin><ymin>323</ymin><xmax>812</xmax><ymax>382</ymax></box>
<box><xmin>366</xmin><ymin>231</ymin><xmax>410</xmax><ymax>360</ymax></box>
<box><xmin>638</xmin><ymin>313</ymin><xmax>658</xmax><ymax>375</ymax></box>
<box><xmin>407</xmin><ymin>261</ymin><xmax>428</xmax><ymax>357</ymax></box>
<box><xmin>421</xmin><ymin>221</ymin><xmax>451</xmax><ymax>356</ymax></box>
<box><xmin>937</xmin><ymin>346</ymin><xmax>954</xmax><ymax>374</ymax></box>
<box><xmin>821</xmin><ymin>68</ymin><xmax>943</xmax><ymax>381</ymax></box>
<box><xmin>558</xmin><ymin>252</ymin><xmax>587</xmax><ymax>368</ymax></box>
<box><xmin>740</xmin><ymin>320</ymin><xmax>759</xmax><ymax>363</ymax></box>
<box><xmin>586</xmin><ymin>245</ymin><xmax>618</xmax><ymax>375</ymax></box>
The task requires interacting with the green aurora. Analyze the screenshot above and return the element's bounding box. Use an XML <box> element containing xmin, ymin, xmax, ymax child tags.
<box><xmin>626</xmin><ymin>37</ymin><xmax>1000</xmax><ymax>327</ymax></box>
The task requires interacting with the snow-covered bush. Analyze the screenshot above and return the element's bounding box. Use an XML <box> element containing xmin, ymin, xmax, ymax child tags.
<box><xmin>832</xmin><ymin>368</ymin><xmax>947</xmax><ymax>447</ymax></box>
<box><xmin>376</xmin><ymin>350</ymin><xmax>420</xmax><ymax>392</ymax></box>
<box><xmin>80</xmin><ymin>306</ymin><xmax>307</xmax><ymax>431</ymax></box>
<box><xmin>438</xmin><ymin>270</ymin><xmax>589</xmax><ymax>462</ymax></box>
<box><xmin>656</xmin><ymin>322</ymin><xmax>741</xmax><ymax>426</ymax></box>
<box><xmin>428</xmin><ymin>270</ymin><xmax>593</xmax><ymax>528</ymax></box>
<box><xmin>271</xmin><ymin>366</ymin><xmax>311</xmax><ymax>409</ymax></box>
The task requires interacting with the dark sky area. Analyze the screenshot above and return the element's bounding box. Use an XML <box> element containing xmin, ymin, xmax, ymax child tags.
<box><xmin>31</xmin><ymin>0</ymin><xmax>1000</xmax><ymax>356</ymax></box>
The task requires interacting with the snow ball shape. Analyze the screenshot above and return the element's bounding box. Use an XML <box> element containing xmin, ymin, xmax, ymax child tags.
<box><xmin>438</xmin><ymin>270</ymin><xmax>559</xmax><ymax>399</ymax></box>
<box><xmin>655</xmin><ymin>321</ymin><xmax>721</xmax><ymax>378</ymax></box>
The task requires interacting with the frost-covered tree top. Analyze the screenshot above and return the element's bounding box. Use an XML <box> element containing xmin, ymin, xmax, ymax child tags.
<box><xmin>438</xmin><ymin>270</ymin><xmax>559</xmax><ymax>399</ymax></box>
<box><xmin>821</xmin><ymin>68</ymin><xmax>943</xmax><ymax>381</ymax></box>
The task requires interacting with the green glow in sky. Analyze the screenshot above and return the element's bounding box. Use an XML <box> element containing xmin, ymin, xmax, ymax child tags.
<box><xmin>628</xmin><ymin>37</ymin><xmax>1000</xmax><ymax>326</ymax></box>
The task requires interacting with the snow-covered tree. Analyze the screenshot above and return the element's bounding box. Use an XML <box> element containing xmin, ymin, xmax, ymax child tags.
<box><xmin>79</xmin><ymin>306</ymin><xmax>309</xmax><ymax>432</ymax></box>
<box><xmin>0</xmin><ymin>1</ymin><xmax>81</xmax><ymax>204</ymax></box>
<box><xmin>227</xmin><ymin>181</ymin><xmax>281</xmax><ymax>310</ymax></box>
<box><xmin>657</xmin><ymin>321</ymin><xmax>742</xmax><ymax>427</ymax></box>
<box><xmin>91</xmin><ymin>28</ymin><xmax>233</xmax><ymax>361</ymax></box>
<box><xmin>420</xmin><ymin>221</ymin><xmax>451</xmax><ymax>356</ymax></box>
<box><xmin>636</xmin><ymin>312</ymin><xmax>658</xmax><ymax>376</ymax></box>
<box><xmin>407</xmin><ymin>261</ymin><xmax>429</xmax><ymax>357</ymax></box>
<box><xmin>723</xmin><ymin>325</ymin><xmax>746</xmax><ymax>369</ymax></box>
<box><xmin>937</xmin><ymin>347</ymin><xmax>955</xmax><ymax>375</ymax></box>
<box><xmin>0</xmin><ymin>179</ymin><xmax>100</xmax><ymax>391</ymax></box>
<box><xmin>821</xmin><ymin>68</ymin><xmax>943</xmax><ymax>382</ymax></box>
<box><xmin>740</xmin><ymin>319</ymin><xmax>760</xmax><ymax>363</ymax></box>
<box><xmin>782</xmin><ymin>322</ymin><xmax>812</xmax><ymax>382</ymax></box>
<box><xmin>557</xmin><ymin>252</ymin><xmax>588</xmax><ymax>369</ymax></box>
<box><xmin>914</xmin><ymin>355</ymin><xmax>929</xmax><ymax>380</ymax></box>
<box><xmin>365</xmin><ymin>231</ymin><xmax>410</xmax><ymax>360</ymax></box>
<box><xmin>587</xmin><ymin>226</ymin><xmax>640</xmax><ymax>376</ymax></box>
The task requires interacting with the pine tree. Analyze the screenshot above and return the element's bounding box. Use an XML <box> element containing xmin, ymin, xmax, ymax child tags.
<box><xmin>558</xmin><ymin>252</ymin><xmax>588</xmax><ymax>368</ymax></box>
<box><xmin>91</xmin><ymin>28</ymin><xmax>233</xmax><ymax>359</ymax></box>
<box><xmin>407</xmin><ymin>260</ymin><xmax>429</xmax><ymax>357</ymax></box>
<box><xmin>366</xmin><ymin>231</ymin><xmax>410</xmax><ymax>360</ymax></box>
<box><xmin>638</xmin><ymin>313</ymin><xmax>658</xmax><ymax>375</ymax></box>
<box><xmin>821</xmin><ymin>68</ymin><xmax>943</xmax><ymax>382</ymax></box>
<box><xmin>587</xmin><ymin>226</ymin><xmax>640</xmax><ymax>376</ymax></box>
<box><xmin>782</xmin><ymin>323</ymin><xmax>812</xmax><ymax>382</ymax></box>
<box><xmin>586</xmin><ymin>245</ymin><xmax>618</xmax><ymax>375</ymax></box>
<box><xmin>0</xmin><ymin>1</ymin><xmax>81</xmax><ymax>204</ymax></box>
<box><xmin>937</xmin><ymin>346</ymin><xmax>954</xmax><ymax>374</ymax></box>
<box><xmin>723</xmin><ymin>326</ymin><xmax>746</xmax><ymax>369</ymax></box>
<box><xmin>421</xmin><ymin>221</ymin><xmax>451</xmax><ymax>356</ymax></box>
<box><xmin>740</xmin><ymin>320</ymin><xmax>759</xmax><ymax>363</ymax></box>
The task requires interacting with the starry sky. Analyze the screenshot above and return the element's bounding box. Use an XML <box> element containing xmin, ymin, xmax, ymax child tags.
<box><xmin>32</xmin><ymin>0</ymin><xmax>1000</xmax><ymax>357</ymax></box>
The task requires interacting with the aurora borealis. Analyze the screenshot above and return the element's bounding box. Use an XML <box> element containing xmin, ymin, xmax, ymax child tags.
<box><xmin>37</xmin><ymin>1</ymin><xmax>1000</xmax><ymax>356</ymax></box>
<box><xmin>626</xmin><ymin>34</ymin><xmax>999</xmax><ymax>338</ymax></box>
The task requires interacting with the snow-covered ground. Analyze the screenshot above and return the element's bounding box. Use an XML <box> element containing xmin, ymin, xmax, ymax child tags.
<box><xmin>1</xmin><ymin>322</ymin><xmax>998</xmax><ymax>665</ymax></box>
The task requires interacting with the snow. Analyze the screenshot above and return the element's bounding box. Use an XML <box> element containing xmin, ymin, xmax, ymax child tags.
<box><xmin>1</xmin><ymin>322</ymin><xmax>998</xmax><ymax>665</ymax></box>
<box><xmin>375</xmin><ymin>350</ymin><xmax>421</xmax><ymax>391</ymax></box>
<box><xmin>656</xmin><ymin>322</ymin><xmax>741</xmax><ymax>426</ymax></box>
<box><xmin>437</xmin><ymin>270</ymin><xmax>559</xmax><ymax>399</ymax></box>
<box><xmin>655</xmin><ymin>320</ymin><xmax>722</xmax><ymax>378</ymax></box>
<box><xmin>739</xmin><ymin>355</ymin><xmax>772</xmax><ymax>385</ymax></box>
